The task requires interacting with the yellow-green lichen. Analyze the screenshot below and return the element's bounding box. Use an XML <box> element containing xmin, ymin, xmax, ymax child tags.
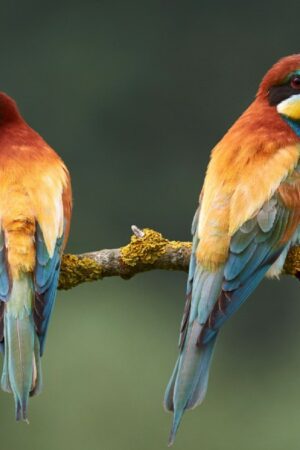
<box><xmin>284</xmin><ymin>246</ymin><xmax>300</xmax><ymax>276</ymax></box>
<box><xmin>169</xmin><ymin>240</ymin><xmax>192</xmax><ymax>251</ymax></box>
<box><xmin>121</xmin><ymin>228</ymin><xmax>168</xmax><ymax>267</ymax></box>
<box><xmin>59</xmin><ymin>254</ymin><xmax>103</xmax><ymax>290</ymax></box>
<box><xmin>121</xmin><ymin>228</ymin><xmax>192</xmax><ymax>268</ymax></box>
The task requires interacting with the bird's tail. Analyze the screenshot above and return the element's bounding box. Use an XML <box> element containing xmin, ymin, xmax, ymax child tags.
<box><xmin>164</xmin><ymin>321</ymin><xmax>218</xmax><ymax>446</ymax></box>
<box><xmin>1</xmin><ymin>274</ymin><xmax>42</xmax><ymax>421</ymax></box>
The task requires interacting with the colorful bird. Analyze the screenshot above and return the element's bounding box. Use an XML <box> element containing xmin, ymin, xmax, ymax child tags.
<box><xmin>164</xmin><ymin>54</ymin><xmax>300</xmax><ymax>444</ymax></box>
<box><xmin>0</xmin><ymin>93</ymin><xmax>72</xmax><ymax>420</ymax></box>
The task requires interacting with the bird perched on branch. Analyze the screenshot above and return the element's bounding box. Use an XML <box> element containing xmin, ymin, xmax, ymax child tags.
<box><xmin>0</xmin><ymin>93</ymin><xmax>72</xmax><ymax>420</ymax></box>
<box><xmin>164</xmin><ymin>54</ymin><xmax>300</xmax><ymax>444</ymax></box>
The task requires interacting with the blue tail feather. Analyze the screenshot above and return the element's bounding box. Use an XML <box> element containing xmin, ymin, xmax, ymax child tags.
<box><xmin>1</xmin><ymin>275</ymin><xmax>41</xmax><ymax>420</ymax></box>
<box><xmin>165</xmin><ymin>321</ymin><xmax>218</xmax><ymax>446</ymax></box>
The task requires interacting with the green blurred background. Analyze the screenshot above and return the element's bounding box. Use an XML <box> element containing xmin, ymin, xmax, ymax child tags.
<box><xmin>1</xmin><ymin>1</ymin><xmax>300</xmax><ymax>449</ymax></box>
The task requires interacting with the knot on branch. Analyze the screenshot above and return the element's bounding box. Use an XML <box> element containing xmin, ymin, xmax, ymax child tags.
<box><xmin>121</xmin><ymin>228</ymin><xmax>168</xmax><ymax>266</ymax></box>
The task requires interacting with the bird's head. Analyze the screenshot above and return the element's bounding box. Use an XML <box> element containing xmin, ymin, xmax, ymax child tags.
<box><xmin>258</xmin><ymin>55</ymin><xmax>300</xmax><ymax>129</ymax></box>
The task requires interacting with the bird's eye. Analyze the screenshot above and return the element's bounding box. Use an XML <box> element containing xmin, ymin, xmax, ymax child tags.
<box><xmin>291</xmin><ymin>76</ymin><xmax>300</xmax><ymax>89</ymax></box>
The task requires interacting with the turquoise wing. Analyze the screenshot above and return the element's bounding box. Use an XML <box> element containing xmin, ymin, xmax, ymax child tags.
<box><xmin>201</xmin><ymin>196</ymin><xmax>292</xmax><ymax>344</ymax></box>
<box><xmin>165</xmin><ymin>195</ymin><xmax>295</xmax><ymax>444</ymax></box>
<box><xmin>34</xmin><ymin>224</ymin><xmax>64</xmax><ymax>355</ymax></box>
<box><xmin>0</xmin><ymin>229</ymin><xmax>11</xmax><ymax>352</ymax></box>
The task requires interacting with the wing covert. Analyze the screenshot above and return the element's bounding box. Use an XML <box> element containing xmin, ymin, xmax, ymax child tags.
<box><xmin>201</xmin><ymin>196</ymin><xmax>293</xmax><ymax>344</ymax></box>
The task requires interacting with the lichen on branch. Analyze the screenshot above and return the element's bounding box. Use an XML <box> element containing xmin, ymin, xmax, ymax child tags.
<box><xmin>58</xmin><ymin>226</ymin><xmax>300</xmax><ymax>290</ymax></box>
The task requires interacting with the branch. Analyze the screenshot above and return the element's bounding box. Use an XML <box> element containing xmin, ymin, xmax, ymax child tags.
<box><xmin>58</xmin><ymin>226</ymin><xmax>300</xmax><ymax>290</ymax></box>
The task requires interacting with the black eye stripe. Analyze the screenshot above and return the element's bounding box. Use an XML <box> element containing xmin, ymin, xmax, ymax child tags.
<box><xmin>268</xmin><ymin>85</ymin><xmax>300</xmax><ymax>106</ymax></box>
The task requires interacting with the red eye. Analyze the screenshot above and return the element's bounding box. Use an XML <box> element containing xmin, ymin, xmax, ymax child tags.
<box><xmin>291</xmin><ymin>76</ymin><xmax>300</xmax><ymax>89</ymax></box>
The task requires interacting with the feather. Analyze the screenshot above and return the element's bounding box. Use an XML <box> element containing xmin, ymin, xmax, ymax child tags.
<box><xmin>34</xmin><ymin>225</ymin><xmax>64</xmax><ymax>355</ymax></box>
<box><xmin>1</xmin><ymin>275</ymin><xmax>36</xmax><ymax>421</ymax></box>
<box><xmin>164</xmin><ymin>208</ymin><xmax>224</xmax><ymax>444</ymax></box>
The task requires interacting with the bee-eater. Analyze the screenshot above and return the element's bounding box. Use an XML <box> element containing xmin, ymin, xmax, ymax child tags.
<box><xmin>0</xmin><ymin>93</ymin><xmax>72</xmax><ymax>420</ymax></box>
<box><xmin>164</xmin><ymin>54</ymin><xmax>300</xmax><ymax>444</ymax></box>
